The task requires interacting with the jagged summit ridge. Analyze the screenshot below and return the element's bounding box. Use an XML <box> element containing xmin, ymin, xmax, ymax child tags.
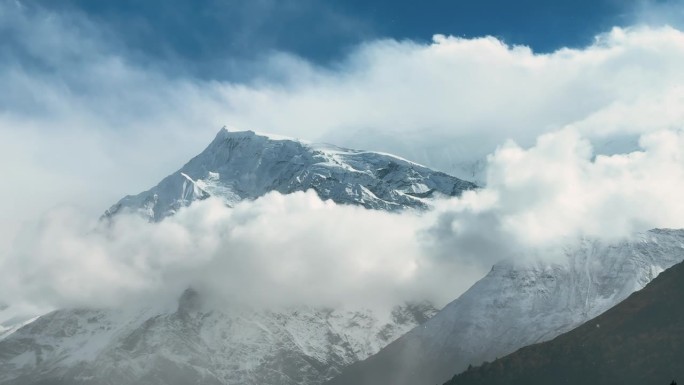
<box><xmin>105</xmin><ymin>128</ymin><xmax>476</xmax><ymax>221</ymax></box>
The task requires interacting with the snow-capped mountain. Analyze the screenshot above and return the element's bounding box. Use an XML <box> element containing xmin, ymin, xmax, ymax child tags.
<box><xmin>327</xmin><ymin>229</ymin><xmax>684</xmax><ymax>385</ymax></box>
<box><xmin>0</xmin><ymin>290</ymin><xmax>436</xmax><ymax>385</ymax></box>
<box><xmin>105</xmin><ymin>128</ymin><xmax>476</xmax><ymax>221</ymax></box>
<box><xmin>3</xmin><ymin>127</ymin><xmax>671</xmax><ymax>385</ymax></box>
<box><xmin>0</xmin><ymin>128</ymin><xmax>462</xmax><ymax>385</ymax></box>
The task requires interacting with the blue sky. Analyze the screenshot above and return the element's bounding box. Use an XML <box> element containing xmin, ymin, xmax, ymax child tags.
<box><xmin>20</xmin><ymin>0</ymin><xmax>677</xmax><ymax>79</ymax></box>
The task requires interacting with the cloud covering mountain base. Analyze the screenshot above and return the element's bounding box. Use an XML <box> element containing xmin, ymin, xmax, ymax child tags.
<box><xmin>2</xmin><ymin>126</ymin><xmax>684</xmax><ymax>314</ymax></box>
<box><xmin>2</xmin><ymin>0</ymin><xmax>684</xmax><ymax>317</ymax></box>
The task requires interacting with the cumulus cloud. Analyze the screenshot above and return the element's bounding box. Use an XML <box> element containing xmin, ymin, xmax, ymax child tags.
<box><xmin>217</xmin><ymin>27</ymin><xmax>684</xmax><ymax>179</ymax></box>
<box><xmin>425</xmin><ymin>128</ymin><xmax>684</xmax><ymax>268</ymax></box>
<box><xmin>0</xmin><ymin>191</ymin><xmax>486</xmax><ymax>313</ymax></box>
<box><xmin>3</xmin><ymin>127</ymin><xmax>684</xmax><ymax>314</ymax></box>
<box><xmin>3</xmin><ymin>2</ymin><xmax>684</xmax><ymax>314</ymax></box>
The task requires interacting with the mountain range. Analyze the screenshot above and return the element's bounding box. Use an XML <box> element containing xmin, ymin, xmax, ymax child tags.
<box><xmin>1</xmin><ymin>128</ymin><xmax>681</xmax><ymax>385</ymax></box>
<box><xmin>0</xmin><ymin>129</ymin><xmax>470</xmax><ymax>385</ymax></box>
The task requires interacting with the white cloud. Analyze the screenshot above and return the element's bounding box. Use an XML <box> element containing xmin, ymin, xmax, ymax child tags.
<box><xmin>3</xmin><ymin>127</ymin><xmax>684</xmax><ymax>314</ymax></box>
<box><xmin>0</xmin><ymin>191</ymin><xmax>485</xmax><ymax>312</ymax></box>
<box><xmin>3</xmin><ymin>2</ymin><xmax>684</xmax><ymax>313</ymax></box>
<box><xmin>215</xmin><ymin>27</ymin><xmax>684</xmax><ymax>177</ymax></box>
<box><xmin>631</xmin><ymin>0</ymin><xmax>684</xmax><ymax>28</ymax></box>
<box><xmin>3</xmin><ymin>3</ymin><xmax>684</xmax><ymax>222</ymax></box>
<box><xmin>425</xmin><ymin>127</ymin><xmax>684</xmax><ymax>267</ymax></box>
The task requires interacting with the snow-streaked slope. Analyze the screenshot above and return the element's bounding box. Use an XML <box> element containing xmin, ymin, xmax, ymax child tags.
<box><xmin>445</xmin><ymin>258</ymin><xmax>684</xmax><ymax>385</ymax></box>
<box><xmin>0</xmin><ymin>319</ymin><xmax>37</xmax><ymax>343</ymax></box>
<box><xmin>327</xmin><ymin>229</ymin><xmax>684</xmax><ymax>385</ymax></box>
<box><xmin>0</xmin><ymin>306</ymin><xmax>39</xmax><ymax>343</ymax></box>
<box><xmin>105</xmin><ymin>128</ymin><xmax>476</xmax><ymax>221</ymax></box>
<box><xmin>0</xmin><ymin>290</ymin><xmax>436</xmax><ymax>385</ymax></box>
<box><xmin>0</xmin><ymin>129</ymin><xmax>461</xmax><ymax>385</ymax></box>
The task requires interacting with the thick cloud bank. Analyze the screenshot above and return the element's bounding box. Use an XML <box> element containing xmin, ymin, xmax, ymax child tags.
<box><xmin>3</xmin><ymin>128</ymin><xmax>684</xmax><ymax>313</ymax></box>
<box><xmin>2</xmin><ymin>2</ymin><xmax>684</xmax><ymax>313</ymax></box>
<box><xmin>219</xmin><ymin>27</ymin><xmax>684</xmax><ymax>178</ymax></box>
<box><xmin>427</xmin><ymin>128</ymin><xmax>684</xmax><ymax>266</ymax></box>
<box><xmin>1</xmin><ymin>192</ymin><xmax>469</xmax><ymax>311</ymax></box>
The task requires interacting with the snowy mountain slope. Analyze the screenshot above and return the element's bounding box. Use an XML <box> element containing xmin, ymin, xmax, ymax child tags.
<box><xmin>0</xmin><ymin>319</ymin><xmax>37</xmax><ymax>343</ymax></box>
<box><xmin>0</xmin><ymin>130</ymin><xmax>461</xmax><ymax>385</ymax></box>
<box><xmin>104</xmin><ymin>128</ymin><xmax>476</xmax><ymax>221</ymax></box>
<box><xmin>0</xmin><ymin>290</ymin><xmax>436</xmax><ymax>385</ymax></box>
<box><xmin>444</xmin><ymin>259</ymin><xmax>684</xmax><ymax>385</ymax></box>
<box><xmin>326</xmin><ymin>229</ymin><xmax>684</xmax><ymax>385</ymax></box>
<box><xmin>4</xmin><ymin>127</ymin><xmax>663</xmax><ymax>385</ymax></box>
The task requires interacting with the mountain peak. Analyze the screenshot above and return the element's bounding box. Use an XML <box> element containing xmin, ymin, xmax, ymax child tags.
<box><xmin>212</xmin><ymin>126</ymin><xmax>303</xmax><ymax>145</ymax></box>
<box><xmin>105</xmin><ymin>127</ymin><xmax>477</xmax><ymax>221</ymax></box>
<box><xmin>177</xmin><ymin>287</ymin><xmax>202</xmax><ymax>314</ymax></box>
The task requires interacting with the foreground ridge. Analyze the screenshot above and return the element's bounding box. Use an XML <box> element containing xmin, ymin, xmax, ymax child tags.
<box><xmin>445</xmin><ymin>256</ymin><xmax>684</xmax><ymax>385</ymax></box>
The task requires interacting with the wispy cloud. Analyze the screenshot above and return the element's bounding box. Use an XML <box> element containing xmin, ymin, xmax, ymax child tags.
<box><xmin>630</xmin><ymin>0</ymin><xmax>684</xmax><ymax>28</ymax></box>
